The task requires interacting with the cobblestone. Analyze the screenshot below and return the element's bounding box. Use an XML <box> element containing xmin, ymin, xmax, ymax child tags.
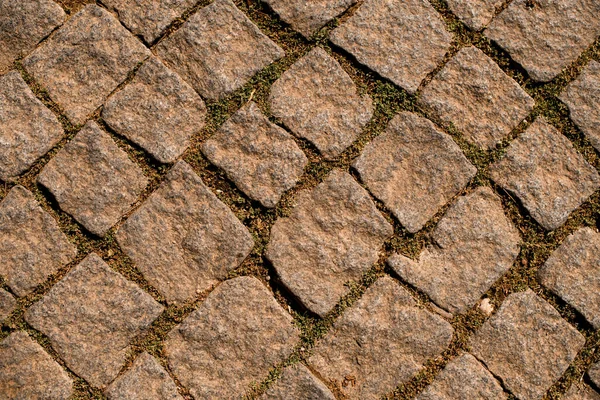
<box><xmin>25</xmin><ymin>253</ymin><xmax>164</xmax><ymax>389</ymax></box>
<box><xmin>203</xmin><ymin>101</ymin><xmax>307</xmax><ymax>208</ymax></box>
<box><xmin>266</xmin><ymin>169</ymin><xmax>393</xmax><ymax>316</ymax></box>
<box><xmin>446</xmin><ymin>0</ymin><xmax>503</xmax><ymax>31</ymax></box>
<box><xmin>0</xmin><ymin>289</ymin><xmax>16</xmax><ymax>322</ymax></box>
<box><xmin>261</xmin><ymin>364</ymin><xmax>335</xmax><ymax>400</ymax></box>
<box><xmin>270</xmin><ymin>47</ymin><xmax>373</xmax><ymax>159</ymax></box>
<box><xmin>563</xmin><ymin>383</ymin><xmax>600</xmax><ymax>400</ymax></box>
<box><xmin>590</xmin><ymin>362</ymin><xmax>600</xmax><ymax>388</ymax></box>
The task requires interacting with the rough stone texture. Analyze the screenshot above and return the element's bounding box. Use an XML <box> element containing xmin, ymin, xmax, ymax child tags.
<box><xmin>560</xmin><ymin>61</ymin><xmax>600</xmax><ymax>152</ymax></box>
<box><xmin>0</xmin><ymin>331</ymin><xmax>73</xmax><ymax>400</ymax></box>
<box><xmin>203</xmin><ymin>101</ymin><xmax>307</xmax><ymax>208</ymax></box>
<box><xmin>0</xmin><ymin>289</ymin><xmax>16</xmax><ymax>321</ymax></box>
<box><xmin>261</xmin><ymin>364</ymin><xmax>336</xmax><ymax>400</ymax></box>
<box><xmin>101</xmin><ymin>0</ymin><xmax>196</xmax><ymax>43</ymax></box>
<box><xmin>103</xmin><ymin>57</ymin><xmax>207</xmax><ymax>163</ymax></box>
<box><xmin>446</xmin><ymin>0</ymin><xmax>503</xmax><ymax>30</ymax></box>
<box><xmin>310</xmin><ymin>277</ymin><xmax>454</xmax><ymax>399</ymax></box>
<box><xmin>420</xmin><ymin>46</ymin><xmax>534</xmax><ymax>149</ymax></box>
<box><xmin>117</xmin><ymin>161</ymin><xmax>254</xmax><ymax>304</ymax></box>
<box><xmin>0</xmin><ymin>185</ymin><xmax>76</xmax><ymax>297</ymax></box>
<box><xmin>389</xmin><ymin>187</ymin><xmax>520</xmax><ymax>314</ymax></box>
<box><xmin>23</xmin><ymin>4</ymin><xmax>150</xmax><ymax>125</ymax></box>
<box><xmin>416</xmin><ymin>354</ymin><xmax>507</xmax><ymax>400</ymax></box>
<box><xmin>263</xmin><ymin>0</ymin><xmax>357</xmax><ymax>38</ymax></box>
<box><xmin>563</xmin><ymin>384</ymin><xmax>600</xmax><ymax>400</ymax></box>
<box><xmin>470</xmin><ymin>289</ymin><xmax>585</xmax><ymax>400</ymax></box>
<box><xmin>270</xmin><ymin>47</ymin><xmax>373</xmax><ymax>159</ymax></box>
<box><xmin>166</xmin><ymin>276</ymin><xmax>299</xmax><ymax>399</ymax></box>
<box><xmin>489</xmin><ymin>118</ymin><xmax>600</xmax><ymax>230</ymax></box>
<box><xmin>538</xmin><ymin>227</ymin><xmax>600</xmax><ymax>329</ymax></box>
<box><xmin>486</xmin><ymin>0</ymin><xmax>600</xmax><ymax>82</ymax></box>
<box><xmin>38</xmin><ymin>121</ymin><xmax>148</xmax><ymax>236</ymax></box>
<box><xmin>25</xmin><ymin>253</ymin><xmax>164</xmax><ymax>389</ymax></box>
<box><xmin>0</xmin><ymin>0</ymin><xmax>66</xmax><ymax>73</ymax></box>
<box><xmin>156</xmin><ymin>0</ymin><xmax>284</xmax><ymax>100</ymax></box>
<box><xmin>266</xmin><ymin>170</ymin><xmax>393</xmax><ymax>316</ymax></box>
<box><xmin>105</xmin><ymin>352</ymin><xmax>182</xmax><ymax>400</ymax></box>
<box><xmin>353</xmin><ymin>112</ymin><xmax>476</xmax><ymax>233</ymax></box>
<box><xmin>0</xmin><ymin>71</ymin><xmax>64</xmax><ymax>181</ymax></box>
<box><xmin>330</xmin><ymin>0</ymin><xmax>452</xmax><ymax>94</ymax></box>
<box><xmin>590</xmin><ymin>362</ymin><xmax>600</xmax><ymax>388</ymax></box>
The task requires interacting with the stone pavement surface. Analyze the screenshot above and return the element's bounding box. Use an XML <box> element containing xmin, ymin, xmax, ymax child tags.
<box><xmin>1</xmin><ymin>0</ymin><xmax>600</xmax><ymax>399</ymax></box>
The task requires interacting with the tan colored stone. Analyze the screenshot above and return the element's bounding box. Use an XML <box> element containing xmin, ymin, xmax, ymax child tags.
<box><xmin>156</xmin><ymin>0</ymin><xmax>284</xmax><ymax>100</ymax></box>
<box><xmin>353</xmin><ymin>111</ymin><xmax>476</xmax><ymax>233</ymax></box>
<box><xmin>420</xmin><ymin>46</ymin><xmax>534</xmax><ymax>149</ymax></box>
<box><xmin>560</xmin><ymin>61</ymin><xmax>600</xmax><ymax>152</ymax></box>
<box><xmin>310</xmin><ymin>277</ymin><xmax>453</xmax><ymax>399</ymax></box>
<box><xmin>105</xmin><ymin>352</ymin><xmax>182</xmax><ymax>400</ymax></box>
<box><xmin>0</xmin><ymin>289</ymin><xmax>16</xmax><ymax>321</ymax></box>
<box><xmin>38</xmin><ymin>121</ymin><xmax>148</xmax><ymax>236</ymax></box>
<box><xmin>166</xmin><ymin>276</ymin><xmax>299</xmax><ymax>399</ymax></box>
<box><xmin>270</xmin><ymin>47</ymin><xmax>372</xmax><ymax>159</ymax></box>
<box><xmin>489</xmin><ymin>118</ymin><xmax>600</xmax><ymax>230</ymax></box>
<box><xmin>0</xmin><ymin>331</ymin><xmax>73</xmax><ymax>400</ymax></box>
<box><xmin>470</xmin><ymin>289</ymin><xmax>585</xmax><ymax>400</ymax></box>
<box><xmin>0</xmin><ymin>186</ymin><xmax>76</xmax><ymax>296</ymax></box>
<box><xmin>0</xmin><ymin>71</ymin><xmax>64</xmax><ymax>181</ymax></box>
<box><xmin>261</xmin><ymin>364</ymin><xmax>335</xmax><ymax>400</ymax></box>
<box><xmin>330</xmin><ymin>0</ymin><xmax>451</xmax><ymax>93</ymax></box>
<box><xmin>101</xmin><ymin>0</ymin><xmax>196</xmax><ymax>43</ymax></box>
<box><xmin>539</xmin><ymin>228</ymin><xmax>600</xmax><ymax>329</ymax></box>
<box><xmin>266</xmin><ymin>169</ymin><xmax>393</xmax><ymax>316</ymax></box>
<box><xmin>389</xmin><ymin>187</ymin><xmax>520</xmax><ymax>314</ymax></box>
<box><xmin>417</xmin><ymin>354</ymin><xmax>506</xmax><ymax>400</ymax></box>
<box><xmin>563</xmin><ymin>383</ymin><xmax>600</xmax><ymax>400</ymax></box>
<box><xmin>0</xmin><ymin>0</ymin><xmax>65</xmax><ymax>73</ymax></box>
<box><xmin>203</xmin><ymin>101</ymin><xmax>307</xmax><ymax>208</ymax></box>
<box><xmin>25</xmin><ymin>253</ymin><xmax>164</xmax><ymax>389</ymax></box>
<box><xmin>446</xmin><ymin>0</ymin><xmax>503</xmax><ymax>30</ymax></box>
<box><xmin>117</xmin><ymin>161</ymin><xmax>254</xmax><ymax>304</ymax></box>
<box><xmin>486</xmin><ymin>0</ymin><xmax>600</xmax><ymax>82</ymax></box>
<box><xmin>103</xmin><ymin>57</ymin><xmax>207</xmax><ymax>163</ymax></box>
<box><xmin>23</xmin><ymin>4</ymin><xmax>150</xmax><ymax>125</ymax></box>
<box><xmin>263</xmin><ymin>0</ymin><xmax>357</xmax><ymax>38</ymax></box>
<box><xmin>589</xmin><ymin>362</ymin><xmax>600</xmax><ymax>388</ymax></box>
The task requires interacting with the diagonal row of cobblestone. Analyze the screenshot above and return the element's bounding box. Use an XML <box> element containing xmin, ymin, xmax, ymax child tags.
<box><xmin>1</xmin><ymin>0</ymin><xmax>600</xmax><ymax>399</ymax></box>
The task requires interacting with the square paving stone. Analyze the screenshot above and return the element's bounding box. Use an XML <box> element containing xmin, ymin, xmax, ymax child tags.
<box><xmin>353</xmin><ymin>111</ymin><xmax>476</xmax><ymax>233</ymax></box>
<box><xmin>330</xmin><ymin>0</ymin><xmax>451</xmax><ymax>93</ymax></box>
<box><xmin>25</xmin><ymin>253</ymin><xmax>164</xmax><ymax>389</ymax></box>
<box><xmin>0</xmin><ymin>185</ymin><xmax>76</xmax><ymax>297</ymax></box>
<box><xmin>261</xmin><ymin>364</ymin><xmax>335</xmax><ymax>400</ymax></box>
<box><xmin>117</xmin><ymin>161</ymin><xmax>254</xmax><ymax>304</ymax></box>
<box><xmin>309</xmin><ymin>277</ymin><xmax>454</xmax><ymax>399</ymax></box>
<box><xmin>269</xmin><ymin>47</ymin><xmax>373</xmax><ymax>159</ymax></box>
<box><xmin>0</xmin><ymin>0</ymin><xmax>66</xmax><ymax>73</ymax></box>
<box><xmin>489</xmin><ymin>118</ymin><xmax>600</xmax><ymax>230</ymax></box>
<box><xmin>166</xmin><ymin>276</ymin><xmax>299</xmax><ymax>399</ymax></box>
<box><xmin>101</xmin><ymin>0</ymin><xmax>196</xmax><ymax>43</ymax></box>
<box><xmin>0</xmin><ymin>289</ymin><xmax>16</xmax><ymax>321</ymax></box>
<box><xmin>105</xmin><ymin>352</ymin><xmax>182</xmax><ymax>400</ymax></box>
<box><xmin>389</xmin><ymin>187</ymin><xmax>520</xmax><ymax>314</ymax></box>
<box><xmin>563</xmin><ymin>383</ymin><xmax>600</xmax><ymax>400</ymax></box>
<box><xmin>202</xmin><ymin>101</ymin><xmax>307</xmax><ymax>208</ymax></box>
<box><xmin>589</xmin><ymin>362</ymin><xmax>600</xmax><ymax>388</ymax></box>
<box><xmin>103</xmin><ymin>56</ymin><xmax>207</xmax><ymax>163</ymax></box>
<box><xmin>0</xmin><ymin>71</ymin><xmax>64</xmax><ymax>181</ymax></box>
<box><xmin>416</xmin><ymin>353</ymin><xmax>506</xmax><ymax>400</ymax></box>
<box><xmin>560</xmin><ymin>61</ymin><xmax>600</xmax><ymax>152</ymax></box>
<box><xmin>486</xmin><ymin>0</ymin><xmax>600</xmax><ymax>82</ymax></box>
<box><xmin>420</xmin><ymin>46</ymin><xmax>535</xmax><ymax>149</ymax></box>
<box><xmin>446</xmin><ymin>0</ymin><xmax>503</xmax><ymax>30</ymax></box>
<box><xmin>156</xmin><ymin>0</ymin><xmax>284</xmax><ymax>100</ymax></box>
<box><xmin>266</xmin><ymin>169</ymin><xmax>393</xmax><ymax>317</ymax></box>
<box><xmin>470</xmin><ymin>289</ymin><xmax>585</xmax><ymax>400</ymax></box>
<box><xmin>0</xmin><ymin>331</ymin><xmax>73</xmax><ymax>400</ymax></box>
<box><xmin>23</xmin><ymin>4</ymin><xmax>151</xmax><ymax>125</ymax></box>
<box><xmin>38</xmin><ymin>121</ymin><xmax>148</xmax><ymax>236</ymax></box>
<box><xmin>263</xmin><ymin>0</ymin><xmax>357</xmax><ymax>38</ymax></box>
<box><xmin>538</xmin><ymin>227</ymin><xmax>600</xmax><ymax>329</ymax></box>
